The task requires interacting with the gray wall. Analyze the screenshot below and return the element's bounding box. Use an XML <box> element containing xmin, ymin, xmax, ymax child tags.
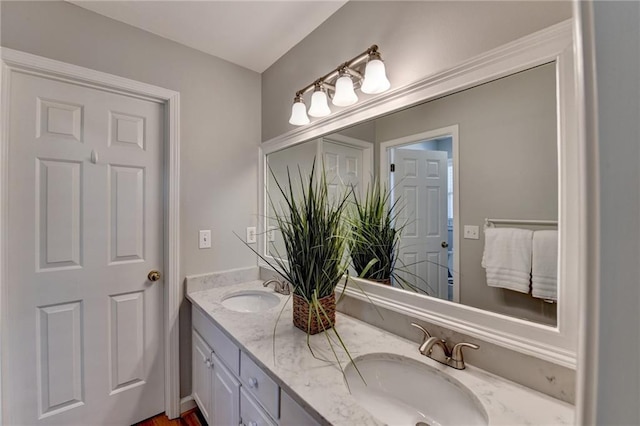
<box><xmin>0</xmin><ymin>1</ymin><xmax>261</xmax><ymax>398</ymax></box>
<box><xmin>336</xmin><ymin>120</ymin><xmax>376</xmax><ymax>143</ymax></box>
<box><xmin>578</xmin><ymin>1</ymin><xmax>640</xmax><ymax>424</ymax></box>
<box><xmin>262</xmin><ymin>1</ymin><xmax>572</xmax><ymax>141</ymax></box>
<box><xmin>375</xmin><ymin>64</ymin><xmax>558</xmax><ymax>324</ymax></box>
<box><xmin>266</xmin><ymin>139</ymin><xmax>318</xmax><ymax>256</ymax></box>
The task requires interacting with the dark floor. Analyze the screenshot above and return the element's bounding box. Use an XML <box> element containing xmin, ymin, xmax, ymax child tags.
<box><xmin>133</xmin><ymin>408</ymin><xmax>205</xmax><ymax>426</ymax></box>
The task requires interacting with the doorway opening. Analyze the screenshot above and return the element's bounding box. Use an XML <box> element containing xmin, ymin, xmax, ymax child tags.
<box><xmin>381</xmin><ymin>125</ymin><xmax>459</xmax><ymax>303</ymax></box>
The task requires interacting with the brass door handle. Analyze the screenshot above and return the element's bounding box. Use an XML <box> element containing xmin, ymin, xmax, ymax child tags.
<box><xmin>148</xmin><ymin>270</ymin><xmax>161</xmax><ymax>282</ymax></box>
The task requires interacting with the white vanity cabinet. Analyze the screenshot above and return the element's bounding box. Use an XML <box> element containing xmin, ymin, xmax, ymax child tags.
<box><xmin>191</xmin><ymin>327</ymin><xmax>241</xmax><ymax>426</ymax></box>
<box><xmin>279</xmin><ymin>390</ymin><xmax>320</xmax><ymax>426</ymax></box>
<box><xmin>192</xmin><ymin>329</ymin><xmax>213</xmax><ymax>422</ymax></box>
<box><xmin>192</xmin><ymin>306</ymin><xmax>320</xmax><ymax>426</ymax></box>
<box><xmin>211</xmin><ymin>352</ymin><xmax>241</xmax><ymax>426</ymax></box>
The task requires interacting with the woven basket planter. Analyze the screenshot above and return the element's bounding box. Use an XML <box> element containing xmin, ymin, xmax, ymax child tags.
<box><xmin>369</xmin><ymin>277</ymin><xmax>392</xmax><ymax>285</ymax></box>
<box><xmin>292</xmin><ymin>293</ymin><xmax>336</xmax><ymax>335</ymax></box>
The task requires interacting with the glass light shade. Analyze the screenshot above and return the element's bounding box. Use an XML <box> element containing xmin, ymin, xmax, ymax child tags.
<box><xmin>332</xmin><ymin>75</ymin><xmax>358</xmax><ymax>107</ymax></box>
<box><xmin>288</xmin><ymin>100</ymin><xmax>310</xmax><ymax>126</ymax></box>
<box><xmin>308</xmin><ymin>90</ymin><xmax>331</xmax><ymax>117</ymax></box>
<box><xmin>361</xmin><ymin>59</ymin><xmax>391</xmax><ymax>94</ymax></box>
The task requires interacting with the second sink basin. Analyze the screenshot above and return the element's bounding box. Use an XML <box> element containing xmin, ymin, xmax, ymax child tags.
<box><xmin>221</xmin><ymin>290</ymin><xmax>280</xmax><ymax>313</ymax></box>
<box><xmin>345</xmin><ymin>353</ymin><xmax>488</xmax><ymax>426</ymax></box>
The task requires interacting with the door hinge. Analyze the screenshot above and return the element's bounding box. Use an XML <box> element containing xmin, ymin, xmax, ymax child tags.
<box><xmin>390</xmin><ymin>163</ymin><xmax>395</xmax><ymax>172</ymax></box>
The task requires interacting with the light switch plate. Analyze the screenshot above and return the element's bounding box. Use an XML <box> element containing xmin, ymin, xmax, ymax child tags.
<box><xmin>267</xmin><ymin>226</ymin><xmax>276</xmax><ymax>242</ymax></box>
<box><xmin>246</xmin><ymin>226</ymin><xmax>257</xmax><ymax>244</ymax></box>
<box><xmin>464</xmin><ymin>225</ymin><xmax>480</xmax><ymax>240</ymax></box>
<box><xmin>199</xmin><ymin>230</ymin><xmax>211</xmax><ymax>249</ymax></box>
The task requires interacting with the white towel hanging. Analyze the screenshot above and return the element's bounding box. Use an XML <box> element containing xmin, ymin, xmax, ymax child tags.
<box><xmin>481</xmin><ymin>227</ymin><xmax>533</xmax><ymax>293</ymax></box>
<box><xmin>531</xmin><ymin>230</ymin><xmax>558</xmax><ymax>301</ymax></box>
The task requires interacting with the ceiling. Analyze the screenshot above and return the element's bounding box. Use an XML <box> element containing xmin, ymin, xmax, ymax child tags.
<box><xmin>68</xmin><ymin>1</ymin><xmax>348</xmax><ymax>73</ymax></box>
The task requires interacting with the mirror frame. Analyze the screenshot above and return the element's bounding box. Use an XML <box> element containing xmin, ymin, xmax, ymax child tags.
<box><xmin>259</xmin><ymin>19</ymin><xmax>582</xmax><ymax>368</ymax></box>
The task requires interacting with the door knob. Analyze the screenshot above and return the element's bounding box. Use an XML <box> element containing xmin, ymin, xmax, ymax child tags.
<box><xmin>441</xmin><ymin>241</ymin><xmax>449</xmax><ymax>248</ymax></box>
<box><xmin>147</xmin><ymin>270</ymin><xmax>161</xmax><ymax>282</ymax></box>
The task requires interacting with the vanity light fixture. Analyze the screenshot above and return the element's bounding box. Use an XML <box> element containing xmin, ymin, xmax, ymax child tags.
<box><xmin>308</xmin><ymin>84</ymin><xmax>332</xmax><ymax>117</ymax></box>
<box><xmin>360</xmin><ymin>51</ymin><xmax>391</xmax><ymax>94</ymax></box>
<box><xmin>332</xmin><ymin>69</ymin><xmax>359</xmax><ymax>107</ymax></box>
<box><xmin>288</xmin><ymin>94</ymin><xmax>310</xmax><ymax>126</ymax></box>
<box><xmin>288</xmin><ymin>45</ymin><xmax>390</xmax><ymax>126</ymax></box>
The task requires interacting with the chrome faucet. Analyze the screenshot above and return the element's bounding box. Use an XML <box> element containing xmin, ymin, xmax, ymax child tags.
<box><xmin>263</xmin><ymin>278</ymin><xmax>290</xmax><ymax>295</ymax></box>
<box><xmin>411</xmin><ymin>323</ymin><xmax>479</xmax><ymax>370</ymax></box>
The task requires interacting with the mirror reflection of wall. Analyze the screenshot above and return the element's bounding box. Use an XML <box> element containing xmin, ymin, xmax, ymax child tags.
<box><xmin>264</xmin><ymin>61</ymin><xmax>558</xmax><ymax>326</ymax></box>
<box><xmin>266</xmin><ymin>137</ymin><xmax>372</xmax><ymax>259</ymax></box>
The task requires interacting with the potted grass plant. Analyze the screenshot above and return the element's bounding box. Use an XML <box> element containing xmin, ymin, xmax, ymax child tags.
<box><xmin>258</xmin><ymin>159</ymin><xmax>352</xmax><ymax>334</ymax></box>
<box><xmin>347</xmin><ymin>179</ymin><xmax>400</xmax><ymax>286</ymax></box>
<box><xmin>239</xmin><ymin>158</ymin><xmax>367</xmax><ymax>384</ymax></box>
<box><xmin>348</xmin><ymin>180</ymin><xmax>435</xmax><ymax>295</ymax></box>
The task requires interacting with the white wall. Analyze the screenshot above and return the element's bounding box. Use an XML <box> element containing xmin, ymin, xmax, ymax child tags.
<box><xmin>578</xmin><ymin>1</ymin><xmax>640</xmax><ymax>424</ymax></box>
<box><xmin>0</xmin><ymin>1</ymin><xmax>261</xmax><ymax>398</ymax></box>
<box><xmin>262</xmin><ymin>1</ymin><xmax>572</xmax><ymax>141</ymax></box>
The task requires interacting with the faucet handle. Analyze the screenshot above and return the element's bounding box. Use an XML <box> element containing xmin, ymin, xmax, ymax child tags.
<box><xmin>411</xmin><ymin>322</ymin><xmax>432</xmax><ymax>340</ymax></box>
<box><xmin>450</xmin><ymin>342</ymin><xmax>479</xmax><ymax>369</ymax></box>
<box><xmin>278</xmin><ymin>280</ymin><xmax>291</xmax><ymax>295</ymax></box>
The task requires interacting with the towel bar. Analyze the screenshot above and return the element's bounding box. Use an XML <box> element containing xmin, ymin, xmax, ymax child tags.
<box><xmin>484</xmin><ymin>218</ymin><xmax>558</xmax><ymax>229</ymax></box>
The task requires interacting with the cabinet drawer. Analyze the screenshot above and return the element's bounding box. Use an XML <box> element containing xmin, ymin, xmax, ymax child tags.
<box><xmin>240</xmin><ymin>351</ymin><xmax>279</xmax><ymax>419</ymax></box>
<box><xmin>240</xmin><ymin>387</ymin><xmax>277</xmax><ymax>426</ymax></box>
<box><xmin>193</xmin><ymin>306</ymin><xmax>240</xmax><ymax>375</ymax></box>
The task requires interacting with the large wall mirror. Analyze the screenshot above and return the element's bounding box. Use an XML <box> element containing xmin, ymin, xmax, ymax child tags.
<box><xmin>260</xmin><ymin>20</ymin><xmax>582</xmax><ymax>367</ymax></box>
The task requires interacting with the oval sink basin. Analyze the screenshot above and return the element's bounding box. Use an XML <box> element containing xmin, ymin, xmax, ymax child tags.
<box><xmin>345</xmin><ymin>353</ymin><xmax>488</xmax><ymax>426</ymax></box>
<box><xmin>221</xmin><ymin>290</ymin><xmax>280</xmax><ymax>313</ymax></box>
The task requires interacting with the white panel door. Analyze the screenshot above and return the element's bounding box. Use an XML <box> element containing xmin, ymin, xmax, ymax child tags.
<box><xmin>392</xmin><ymin>149</ymin><xmax>448</xmax><ymax>297</ymax></box>
<box><xmin>322</xmin><ymin>140</ymin><xmax>365</xmax><ymax>202</ymax></box>
<box><xmin>6</xmin><ymin>72</ymin><xmax>165</xmax><ymax>425</ymax></box>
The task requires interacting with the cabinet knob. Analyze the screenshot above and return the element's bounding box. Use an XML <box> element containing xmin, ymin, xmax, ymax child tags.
<box><xmin>205</xmin><ymin>359</ymin><xmax>211</xmax><ymax>369</ymax></box>
<box><xmin>248</xmin><ymin>377</ymin><xmax>258</xmax><ymax>388</ymax></box>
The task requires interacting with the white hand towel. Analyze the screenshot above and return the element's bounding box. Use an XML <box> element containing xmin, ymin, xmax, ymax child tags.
<box><xmin>531</xmin><ymin>230</ymin><xmax>558</xmax><ymax>301</ymax></box>
<box><xmin>481</xmin><ymin>228</ymin><xmax>533</xmax><ymax>293</ymax></box>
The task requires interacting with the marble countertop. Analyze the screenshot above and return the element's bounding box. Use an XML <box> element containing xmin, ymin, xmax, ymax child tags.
<box><xmin>187</xmin><ymin>279</ymin><xmax>574</xmax><ymax>426</ymax></box>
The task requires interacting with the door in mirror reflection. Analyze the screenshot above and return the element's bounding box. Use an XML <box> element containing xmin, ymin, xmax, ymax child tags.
<box><xmin>323</xmin><ymin>140</ymin><xmax>364</xmax><ymax>203</ymax></box>
<box><xmin>390</xmin><ymin>138</ymin><xmax>452</xmax><ymax>301</ymax></box>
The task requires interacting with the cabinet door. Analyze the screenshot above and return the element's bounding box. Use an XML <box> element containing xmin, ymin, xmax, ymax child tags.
<box><xmin>280</xmin><ymin>389</ymin><xmax>320</xmax><ymax>426</ymax></box>
<box><xmin>192</xmin><ymin>330</ymin><xmax>213</xmax><ymax>423</ymax></box>
<box><xmin>240</xmin><ymin>388</ymin><xmax>277</xmax><ymax>426</ymax></box>
<box><xmin>211</xmin><ymin>353</ymin><xmax>240</xmax><ymax>426</ymax></box>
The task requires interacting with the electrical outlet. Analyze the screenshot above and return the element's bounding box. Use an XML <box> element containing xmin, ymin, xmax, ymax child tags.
<box><xmin>246</xmin><ymin>226</ymin><xmax>257</xmax><ymax>244</ymax></box>
<box><xmin>199</xmin><ymin>230</ymin><xmax>211</xmax><ymax>249</ymax></box>
<box><xmin>463</xmin><ymin>225</ymin><xmax>480</xmax><ymax>240</ymax></box>
<box><xmin>267</xmin><ymin>226</ymin><xmax>276</xmax><ymax>242</ymax></box>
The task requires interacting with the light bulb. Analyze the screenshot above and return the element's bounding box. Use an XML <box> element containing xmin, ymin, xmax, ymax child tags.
<box><xmin>308</xmin><ymin>89</ymin><xmax>331</xmax><ymax>117</ymax></box>
<box><xmin>332</xmin><ymin>75</ymin><xmax>358</xmax><ymax>107</ymax></box>
<box><xmin>361</xmin><ymin>58</ymin><xmax>391</xmax><ymax>94</ymax></box>
<box><xmin>288</xmin><ymin>98</ymin><xmax>309</xmax><ymax>126</ymax></box>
